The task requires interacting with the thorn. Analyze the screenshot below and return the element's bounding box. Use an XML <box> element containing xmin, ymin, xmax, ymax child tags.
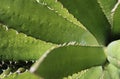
<box><xmin>32</xmin><ymin>60</ymin><xmax>35</xmax><ymax>63</ymax></box>
<box><xmin>14</xmin><ymin>61</ymin><xmax>17</xmax><ymax>64</ymax></box>
<box><xmin>25</xmin><ymin>61</ymin><xmax>28</xmax><ymax>64</ymax></box>
<box><xmin>36</xmin><ymin>0</ymin><xmax>39</xmax><ymax>3</ymax></box>
<box><xmin>9</xmin><ymin>61</ymin><xmax>12</xmax><ymax>64</ymax></box>
<box><xmin>2</xmin><ymin>61</ymin><xmax>4</xmax><ymax>65</ymax></box>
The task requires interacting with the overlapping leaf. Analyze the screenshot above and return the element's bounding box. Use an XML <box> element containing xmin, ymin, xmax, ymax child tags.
<box><xmin>107</xmin><ymin>40</ymin><xmax>120</xmax><ymax>68</ymax></box>
<box><xmin>0</xmin><ymin>0</ymin><xmax>98</xmax><ymax>45</ymax></box>
<box><xmin>30</xmin><ymin>45</ymin><xmax>106</xmax><ymax>79</ymax></box>
<box><xmin>64</xmin><ymin>64</ymin><xmax>120</xmax><ymax>79</ymax></box>
<box><xmin>98</xmin><ymin>0</ymin><xmax>117</xmax><ymax>24</ymax></box>
<box><xmin>59</xmin><ymin>0</ymin><xmax>111</xmax><ymax>45</ymax></box>
<box><xmin>113</xmin><ymin>4</ymin><xmax>120</xmax><ymax>35</ymax></box>
<box><xmin>63</xmin><ymin>66</ymin><xmax>102</xmax><ymax>79</ymax></box>
<box><xmin>0</xmin><ymin>24</ymin><xmax>56</xmax><ymax>61</ymax></box>
<box><xmin>98</xmin><ymin>0</ymin><xmax>120</xmax><ymax>36</ymax></box>
<box><xmin>0</xmin><ymin>0</ymin><xmax>120</xmax><ymax>79</ymax></box>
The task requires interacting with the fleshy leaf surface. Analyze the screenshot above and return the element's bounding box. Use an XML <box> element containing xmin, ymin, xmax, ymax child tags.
<box><xmin>30</xmin><ymin>45</ymin><xmax>106</xmax><ymax>79</ymax></box>
<box><xmin>107</xmin><ymin>40</ymin><xmax>120</xmax><ymax>68</ymax></box>
<box><xmin>59</xmin><ymin>0</ymin><xmax>111</xmax><ymax>45</ymax></box>
<box><xmin>98</xmin><ymin>0</ymin><xmax>120</xmax><ymax>35</ymax></box>
<box><xmin>98</xmin><ymin>0</ymin><xmax>117</xmax><ymax>24</ymax></box>
<box><xmin>0</xmin><ymin>0</ymin><xmax>98</xmax><ymax>45</ymax></box>
<box><xmin>0</xmin><ymin>24</ymin><xmax>56</xmax><ymax>61</ymax></box>
<box><xmin>113</xmin><ymin>4</ymin><xmax>120</xmax><ymax>35</ymax></box>
<box><xmin>64</xmin><ymin>64</ymin><xmax>120</xmax><ymax>79</ymax></box>
<box><xmin>63</xmin><ymin>66</ymin><xmax>102</xmax><ymax>79</ymax></box>
<box><xmin>100</xmin><ymin>64</ymin><xmax>120</xmax><ymax>79</ymax></box>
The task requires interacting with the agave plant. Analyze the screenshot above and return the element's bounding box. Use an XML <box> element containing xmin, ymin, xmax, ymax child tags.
<box><xmin>0</xmin><ymin>0</ymin><xmax>120</xmax><ymax>79</ymax></box>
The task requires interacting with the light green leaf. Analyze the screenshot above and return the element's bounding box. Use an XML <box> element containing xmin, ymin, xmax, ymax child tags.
<box><xmin>63</xmin><ymin>66</ymin><xmax>102</xmax><ymax>79</ymax></box>
<box><xmin>101</xmin><ymin>64</ymin><xmax>120</xmax><ymax>79</ymax></box>
<box><xmin>0</xmin><ymin>24</ymin><xmax>56</xmax><ymax>61</ymax></box>
<box><xmin>0</xmin><ymin>0</ymin><xmax>98</xmax><ymax>46</ymax></box>
<box><xmin>30</xmin><ymin>45</ymin><xmax>106</xmax><ymax>79</ymax></box>
<box><xmin>107</xmin><ymin>40</ymin><xmax>120</xmax><ymax>68</ymax></box>
<box><xmin>59</xmin><ymin>0</ymin><xmax>111</xmax><ymax>45</ymax></box>
<box><xmin>105</xmin><ymin>64</ymin><xmax>120</xmax><ymax>79</ymax></box>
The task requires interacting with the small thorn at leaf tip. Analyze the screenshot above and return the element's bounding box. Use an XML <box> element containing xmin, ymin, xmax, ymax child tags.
<box><xmin>67</xmin><ymin>41</ymin><xmax>76</xmax><ymax>45</ymax></box>
<box><xmin>25</xmin><ymin>61</ymin><xmax>28</xmax><ymax>64</ymax></box>
<box><xmin>25</xmin><ymin>69</ymin><xmax>29</xmax><ymax>72</ymax></box>
<box><xmin>9</xmin><ymin>72</ymin><xmax>12</xmax><ymax>75</ymax></box>
<box><xmin>2</xmin><ymin>61</ymin><xmax>4</xmax><ymax>64</ymax></box>
<box><xmin>47</xmin><ymin>6</ymin><xmax>54</xmax><ymax>10</ymax></box>
<box><xmin>38</xmin><ymin>1</ymin><xmax>47</xmax><ymax>5</ymax></box>
<box><xmin>36</xmin><ymin>0</ymin><xmax>39</xmax><ymax>3</ymax></box>
<box><xmin>15</xmin><ymin>31</ymin><xmax>18</xmax><ymax>34</ymax></box>
<box><xmin>2</xmin><ymin>25</ymin><xmax>8</xmax><ymax>31</ymax></box>
<box><xmin>9</xmin><ymin>61</ymin><xmax>12</xmax><ymax>64</ymax></box>
<box><xmin>15</xmin><ymin>61</ymin><xmax>17</xmax><ymax>64</ymax></box>
<box><xmin>32</xmin><ymin>60</ymin><xmax>35</xmax><ymax>63</ymax></box>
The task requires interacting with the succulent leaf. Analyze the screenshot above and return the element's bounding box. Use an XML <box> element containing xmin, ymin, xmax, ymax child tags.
<box><xmin>107</xmin><ymin>40</ymin><xmax>120</xmax><ymax>68</ymax></box>
<box><xmin>58</xmin><ymin>0</ymin><xmax>111</xmax><ymax>45</ymax></box>
<box><xmin>113</xmin><ymin>4</ymin><xmax>120</xmax><ymax>35</ymax></box>
<box><xmin>0</xmin><ymin>0</ymin><xmax>98</xmax><ymax>45</ymax></box>
<box><xmin>98</xmin><ymin>0</ymin><xmax>117</xmax><ymax>25</ymax></box>
<box><xmin>63</xmin><ymin>66</ymin><xmax>102</xmax><ymax>79</ymax></box>
<box><xmin>98</xmin><ymin>0</ymin><xmax>120</xmax><ymax>36</ymax></box>
<box><xmin>30</xmin><ymin>45</ymin><xmax>106</xmax><ymax>79</ymax></box>
<box><xmin>0</xmin><ymin>24</ymin><xmax>56</xmax><ymax>61</ymax></box>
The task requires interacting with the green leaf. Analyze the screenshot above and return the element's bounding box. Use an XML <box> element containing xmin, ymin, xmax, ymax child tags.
<box><xmin>98</xmin><ymin>0</ymin><xmax>120</xmax><ymax>35</ymax></box>
<box><xmin>63</xmin><ymin>66</ymin><xmax>102</xmax><ymax>79</ymax></box>
<box><xmin>101</xmin><ymin>64</ymin><xmax>120</xmax><ymax>79</ymax></box>
<box><xmin>107</xmin><ymin>40</ymin><xmax>120</xmax><ymax>68</ymax></box>
<box><xmin>30</xmin><ymin>45</ymin><xmax>106</xmax><ymax>79</ymax></box>
<box><xmin>63</xmin><ymin>64</ymin><xmax>120</xmax><ymax>79</ymax></box>
<box><xmin>3</xmin><ymin>72</ymin><xmax>41</xmax><ymax>79</ymax></box>
<box><xmin>98</xmin><ymin>0</ymin><xmax>117</xmax><ymax>25</ymax></box>
<box><xmin>36</xmin><ymin>0</ymin><xmax>86</xmax><ymax>29</ymax></box>
<box><xmin>113</xmin><ymin>4</ymin><xmax>120</xmax><ymax>35</ymax></box>
<box><xmin>59</xmin><ymin>0</ymin><xmax>111</xmax><ymax>45</ymax></box>
<box><xmin>0</xmin><ymin>0</ymin><xmax>98</xmax><ymax>46</ymax></box>
<box><xmin>0</xmin><ymin>24</ymin><xmax>56</xmax><ymax>61</ymax></box>
<box><xmin>105</xmin><ymin>64</ymin><xmax>120</xmax><ymax>79</ymax></box>
<box><xmin>101</xmin><ymin>70</ymin><xmax>111</xmax><ymax>79</ymax></box>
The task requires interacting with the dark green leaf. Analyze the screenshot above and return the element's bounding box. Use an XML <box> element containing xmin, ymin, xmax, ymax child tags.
<box><xmin>59</xmin><ymin>0</ymin><xmax>111</xmax><ymax>45</ymax></box>
<box><xmin>30</xmin><ymin>45</ymin><xmax>106</xmax><ymax>79</ymax></box>
<box><xmin>98</xmin><ymin>0</ymin><xmax>117</xmax><ymax>24</ymax></box>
